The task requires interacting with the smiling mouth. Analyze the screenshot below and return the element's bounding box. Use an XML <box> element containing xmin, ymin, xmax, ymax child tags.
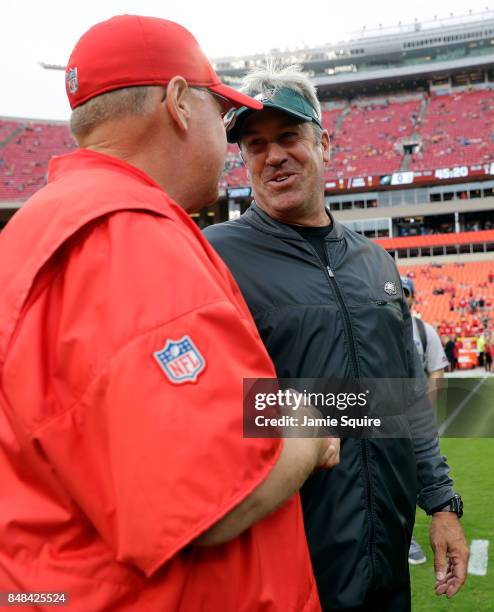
<box><xmin>267</xmin><ymin>174</ymin><xmax>296</xmax><ymax>185</ymax></box>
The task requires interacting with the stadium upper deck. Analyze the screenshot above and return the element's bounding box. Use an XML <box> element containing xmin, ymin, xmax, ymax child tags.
<box><xmin>213</xmin><ymin>11</ymin><xmax>494</xmax><ymax>94</ymax></box>
<box><xmin>4</xmin><ymin>87</ymin><xmax>494</xmax><ymax>203</ymax></box>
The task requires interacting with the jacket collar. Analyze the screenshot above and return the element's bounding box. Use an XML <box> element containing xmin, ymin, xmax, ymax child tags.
<box><xmin>48</xmin><ymin>148</ymin><xmax>164</xmax><ymax>191</ymax></box>
<box><xmin>241</xmin><ymin>201</ymin><xmax>344</xmax><ymax>241</ymax></box>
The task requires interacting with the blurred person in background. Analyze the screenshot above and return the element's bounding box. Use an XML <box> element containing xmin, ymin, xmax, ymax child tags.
<box><xmin>477</xmin><ymin>333</ymin><xmax>486</xmax><ymax>368</ymax></box>
<box><xmin>485</xmin><ymin>336</ymin><xmax>493</xmax><ymax>372</ymax></box>
<box><xmin>401</xmin><ymin>276</ymin><xmax>450</xmax><ymax>566</ymax></box>
<box><xmin>401</xmin><ymin>277</ymin><xmax>449</xmax><ymax>399</ymax></box>
<box><xmin>444</xmin><ymin>336</ymin><xmax>456</xmax><ymax>372</ymax></box>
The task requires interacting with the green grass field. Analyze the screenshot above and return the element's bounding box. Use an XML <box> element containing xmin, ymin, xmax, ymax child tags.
<box><xmin>411</xmin><ymin>376</ymin><xmax>494</xmax><ymax>611</ymax></box>
<box><xmin>436</xmin><ymin>377</ymin><xmax>494</xmax><ymax>437</ymax></box>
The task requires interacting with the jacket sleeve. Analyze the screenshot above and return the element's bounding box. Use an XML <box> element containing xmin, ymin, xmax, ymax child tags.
<box><xmin>401</xmin><ymin>297</ymin><xmax>456</xmax><ymax>514</ymax></box>
<box><xmin>33</xmin><ymin>300</ymin><xmax>283</xmax><ymax>577</ymax></box>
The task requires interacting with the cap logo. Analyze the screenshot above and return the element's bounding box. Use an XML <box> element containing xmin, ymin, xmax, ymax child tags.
<box><xmin>384</xmin><ymin>281</ymin><xmax>397</xmax><ymax>296</ymax></box>
<box><xmin>66</xmin><ymin>67</ymin><xmax>79</xmax><ymax>95</ymax></box>
<box><xmin>255</xmin><ymin>89</ymin><xmax>277</xmax><ymax>103</ymax></box>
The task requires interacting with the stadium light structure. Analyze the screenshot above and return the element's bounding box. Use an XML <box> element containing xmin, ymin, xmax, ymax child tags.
<box><xmin>39</xmin><ymin>62</ymin><xmax>65</xmax><ymax>71</ymax></box>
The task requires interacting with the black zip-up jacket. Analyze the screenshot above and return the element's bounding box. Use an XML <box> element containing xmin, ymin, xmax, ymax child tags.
<box><xmin>204</xmin><ymin>203</ymin><xmax>455</xmax><ymax>609</ymax></box>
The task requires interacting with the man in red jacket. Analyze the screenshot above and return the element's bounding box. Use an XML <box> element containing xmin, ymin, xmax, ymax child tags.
<box><xmin>0</xmin><ymin>16</ymin><xmax>339</xmax><ymax>611</ymax></box>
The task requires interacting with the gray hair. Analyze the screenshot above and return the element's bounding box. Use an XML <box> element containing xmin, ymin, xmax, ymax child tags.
<box><xmin>70</xmin><ymin>86</ymin><xmax>157</xmax><ymax>140</ymax></box>
<box><xmin>240</xmin><ymin>59</ymin><xmax>322</xmax><ymax>130</ymax></box>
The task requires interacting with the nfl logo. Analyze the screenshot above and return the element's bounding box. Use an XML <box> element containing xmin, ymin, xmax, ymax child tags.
<box><xmin>153</xmin><ymin>335</ymin><xmax>205</xmax><ymax>384</ymax></box>
<box><xmin>66</xmin><ymin>67</ymin><xmax>79</xmax><ymax>94</ymax></box>
<box><xmin>384</xmin><ymin>281</ymin><xmax>397</xmax><ymax>296</ymax></box>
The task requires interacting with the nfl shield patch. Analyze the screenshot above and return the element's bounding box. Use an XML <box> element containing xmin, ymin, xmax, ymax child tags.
<box><xmin>383</xmin><ymin>281</ymin><xmax>397</xmax><ymax>296</ymax></box>
<box><xmin>66</xmin><ymin>67</ymin><xmax>79</xmax><ymax>95</ymax></box>
<box><xmin>153</xmin><ymin>335</ymin><xmax>205</xmax><ymax>384</ymax></box>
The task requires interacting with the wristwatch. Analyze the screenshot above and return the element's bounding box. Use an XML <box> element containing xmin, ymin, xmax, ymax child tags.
<box><xmin>430</xmin><ymin>494</ymin><xmax>463</xmax><ymax>518</ymax></box>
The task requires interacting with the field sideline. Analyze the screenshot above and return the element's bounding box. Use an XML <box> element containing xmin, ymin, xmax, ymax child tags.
<box><xmin>411</xmin><ymin>376</ymin><xmax>494</xmax><ymax>611</ymax></box>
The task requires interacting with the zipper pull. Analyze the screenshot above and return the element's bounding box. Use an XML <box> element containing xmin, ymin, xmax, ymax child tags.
<box><xmin>327</xmin><ymin>266</ymin><xmax>335</xmax><ymax>278</ymax></box>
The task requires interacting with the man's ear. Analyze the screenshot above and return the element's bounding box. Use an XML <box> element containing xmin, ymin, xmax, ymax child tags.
<box><xmin>321</xmin><ymin>129</ymin><xmax>331</xmax><ymax>163</ymax></box>
<box><xmin>165</xmin><ymin>76</ymin><xmax>191</xmax><ymax>132</ymax></box>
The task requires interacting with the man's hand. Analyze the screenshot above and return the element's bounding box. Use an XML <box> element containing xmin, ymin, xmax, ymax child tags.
<box><xmin>194</xmin><ymin>434</ymin><xmax>339</xmax><ymax>547</ymax></box>
<box><xmin>430</xmin><ymin>512</ymin><xmax>469</xmax><ymax>598</ymax></box>
<box><xmin>315</xmin><ymin>437</ymin><xmax>340</xmax><ymax>470</ymax></box>
<box><xmin>283</xmin><ymin>390</ymin><xmax>340</xmax><ymax>471</ymax></box>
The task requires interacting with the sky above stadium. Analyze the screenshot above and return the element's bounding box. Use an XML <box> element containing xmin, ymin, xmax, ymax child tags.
<box><xmin>2</xmin><ymin>0</ymin><xmax>494</xmax><ymax>121</ymax></box>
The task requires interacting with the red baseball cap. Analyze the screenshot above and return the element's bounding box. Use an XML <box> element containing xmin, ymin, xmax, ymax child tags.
<box><xmin>65</xmin><ymin>15</ymin><xmax>263</xmax><ymax>111</ymax></box>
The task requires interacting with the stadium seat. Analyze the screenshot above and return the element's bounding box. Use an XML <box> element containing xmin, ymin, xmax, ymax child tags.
<box><xmin>398</xmin><ymin>260</ymin><xmax>494</xmax><ymax>337</ymax></box>
<box><xmin>411</xmin><ymin>90</ymin><xmax>494</xmax><ymax>171</ymax></box>
<box><xmin>0</xmin><ymin>120</ymin><xmax>77</xmax><ymax>201</ymax></box>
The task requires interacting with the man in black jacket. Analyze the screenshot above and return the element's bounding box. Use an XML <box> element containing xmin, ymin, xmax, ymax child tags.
<box><xmin>204</xmin><ymin>64</ymin><xmax>469</xmax><ymax>611</ymax></box>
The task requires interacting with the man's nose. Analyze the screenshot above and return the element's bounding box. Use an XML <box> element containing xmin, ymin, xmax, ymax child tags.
<box><xmin>265</xmin><ymin>142</ymin><xmax>287</xmax><ymax>166</ymax></box>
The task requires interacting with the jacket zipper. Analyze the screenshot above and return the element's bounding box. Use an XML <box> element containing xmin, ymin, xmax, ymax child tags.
<box><xmin>324</xmin><ymin>264</ymin><xmax>360</xmax><ymax>379</ymax></box>
<box><xmin>298</xmin><ymin>243</ymin><xmax>360</xmax><ymax>377</ymax></box>
<box><xmin>304</xmin><ymin>241</ymin><xmax>377</xmax><ymax>583</ymax></box>
<box><xmin>324</xmin><ymin>250</ymin><xmax>376</xmax><ymax>584</ymax></box>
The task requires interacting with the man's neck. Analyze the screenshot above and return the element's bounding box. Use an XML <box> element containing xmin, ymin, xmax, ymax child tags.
<box><xmin>288</xmin><ymin>210</ymin><xmax>331</xmax><ymax>228</ymax></box>
<box><xmin>256</xmin><ymin>202</ymin><xmax>331</xmax><ymax>228</ymax></box>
